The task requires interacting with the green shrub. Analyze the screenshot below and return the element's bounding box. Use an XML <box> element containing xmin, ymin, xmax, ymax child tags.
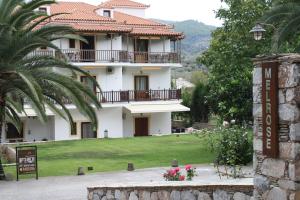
<box><xmin>197</xmin><ymin>126</ymin><xmax>253</xmax><ymax>166</ymax></box>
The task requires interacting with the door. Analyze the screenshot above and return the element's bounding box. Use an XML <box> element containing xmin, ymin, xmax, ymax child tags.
<box><xmin>6</xmin><ymin>123</ymin><xmax>23</xmax><ymax>142</ymax></box>
<box><xmin>134</xmin><ymin>76</ymin><xmax>149</xmax><ymax>101</ymax></box>
<box><xmin>81</xmin><ymin>122</ymin><xmax>97</xmax><ymax>139</ymax></box>
<box><xmin>80</xmin><ymin>36</ymin><xmax>95</xmax><ymax>62</ymax></box>
<box><xmin>134</xmin><ymin>39</ymin><xmax>148</xmax><ymax>63</ymax></box>
<box><xmin>135</xmin><ymin>118</ymin><xmax>149</xmax><ymax>137</ymax></box>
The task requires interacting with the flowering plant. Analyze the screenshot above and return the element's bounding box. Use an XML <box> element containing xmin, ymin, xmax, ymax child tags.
<box><xmin>163</xmin><ymin>167</ymin><xmax>185</xmax><ymax>181</ymax></box>
<box><xmin>185</xmin><ymin>165</ymin><xmax>196</xmax><ymax>181</ymax></box>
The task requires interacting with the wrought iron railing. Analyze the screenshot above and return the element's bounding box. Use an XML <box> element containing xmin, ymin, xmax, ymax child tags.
<box><xmin>97</xmin><ymin>89</ymin><xmax>181</xmax><ymax>103</ymax></box>
<box><xmin>28</xmin><ymin>50</ymin><xmax>181</xmax><ymax>63</ymax></box>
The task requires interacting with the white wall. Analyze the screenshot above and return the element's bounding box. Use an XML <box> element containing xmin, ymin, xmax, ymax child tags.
<box><xmin>150</xmin><ymin>112</ymin><xmax>171</xmax><ymax>135</ymax></box>
<box><xmin>53</xmin><ymin>107</ymin><xmax>124</xmax><ymax>140</ymax></box>
<box><xmin>98</xmin><ymin>107</ymin><xmax>123</xmax><ymax>138</ymax></box>
<box><xmin>85</xmin><ymin>67</ymin><xmax>122</xmax><ymax>91</ymax></box>
<box><xmin>123</xmin><ymin>111</ymin><xmax>172</xmax><ymax>137</ymax></box>
<box><xmin>122</xmin><ymin>67</ymin><xmax>171</xmax><ymax>90</ymax></box>
<box><xmin>23</xmin><ymin>117</ymin><xmax>55</xmax><ymax>142</ymax></box>
<box><xmin>123</xmin><ymin>108</ymin><xmax>134</xmax><ymax>137</ymax></box>
<box><xmin>122</xmin><ymin>37</ymin><xmax>171</xmax><ymax>53</ymax></box>
<box><xmin>96</xmin><ymin>35</ymin><xmax>122</xmax><ymax>51</ymax></box>
<box><xmin>150</xmin><ymin>39</ymin><xmax>171</xmax><ymax>52</ymax></box>
<box><xmin>114</xmin><ymin>8</ymin><xmax>145</xmax><ymax>18</ymax></box>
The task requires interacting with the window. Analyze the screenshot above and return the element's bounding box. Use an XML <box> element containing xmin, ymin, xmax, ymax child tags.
<box><xmin>69</xmin><ymin>39</ymin><xmax>75</xmax><ymax>48</ymax></box>
<box><xmin>39</xmin><ymin>7</ymin><xmax>47</xmax><ymax>13</ymax></box>
<box><xmin>40</xmin><ymin>46</ymin><xmax>47</xmax><ymax>50</ymax></box>
<box><xmin>103</xmin><ymin>10</ymin><xmax>111</xmax><ymax>17</ymax></box>
<box><xmin>71</xmin><ymin>122</ymin><xmax>77</xmax><ymax>135</ymax></box>
<box><xmin>80</xmin><ymin>76</ymin><xmax>97</xmax><ymax>93</ymax></box>
<box><xmin>134</xmin><ymin>76</ymin><xmax>149</xmax><ymax>91</ymax></box>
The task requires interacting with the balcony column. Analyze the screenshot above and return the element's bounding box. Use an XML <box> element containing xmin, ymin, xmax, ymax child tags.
<box><xmin>162</xmin><ymin>36</ymin><xmax>166</xmax><ymax>53</ymax></box>
<box><xmin>148</xmin><ymin>37</ymin><xmax>151</xmax><ymax>62</ymax></box>
<box><xmin>179</xmin><ymin>39</ymin><xmax>182</xmax><ymax>62</ymax></box>
<box><xmin>126</xmin><ymin>34</ymin><xmax>129</xmax><ymax>52</ymax></box>
<box><xmin>173</xmin><ymin>40</ymin><xmax>176</xmax><ymax>53</ymax></box>
<box><xmin>110</xmin><ymin>33</ymin><xmax>113</xmax><ymax>61</ymax></box>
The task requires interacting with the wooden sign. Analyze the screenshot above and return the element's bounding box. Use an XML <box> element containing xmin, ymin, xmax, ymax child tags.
<box><xmin>16</xmin><ymin>146</ymin><xmax>38</xmax><ymax>181</ymax></box>
<box><xmin>262</xmin><ymin>62</ymin><xmax>279</xmax><ymax>158</ymax></box>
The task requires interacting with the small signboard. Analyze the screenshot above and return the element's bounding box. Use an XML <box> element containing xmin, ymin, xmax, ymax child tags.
<box><xmin>16</xmin><ymin>146</ymin><xmax>38</xmax><ymax>181</ymax></box>
<box><xmin>261</xmin><ymin>62</ymin><xmax>279</xmax><ymax>158</ymax></box>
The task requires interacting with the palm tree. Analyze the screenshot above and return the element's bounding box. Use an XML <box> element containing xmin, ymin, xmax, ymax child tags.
<box><xmin>261</xmin><ymin>0</ymin><xmax>300</xmax><ymax>51</ymax></box>
<box><xmin>0</xmin><ymin>0</ymin><xmax>102</xmax><ymax>144</ymax></box>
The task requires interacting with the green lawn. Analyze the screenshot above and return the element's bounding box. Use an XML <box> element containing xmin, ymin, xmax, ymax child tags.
<box><xmin>3</xmin><ymin>135</ymin><xmax>215</xmax><ymax>177</ymax></box>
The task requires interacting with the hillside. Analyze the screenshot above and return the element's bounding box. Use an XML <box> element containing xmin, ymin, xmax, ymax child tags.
<box><xmin>153</xmin><ymin>19</ymin><xmax>216</xmax><ymax>61</ymax></box>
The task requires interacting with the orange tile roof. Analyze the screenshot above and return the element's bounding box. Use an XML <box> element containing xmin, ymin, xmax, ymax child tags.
<box><xmin>113</xmin><ymin>11</ymin><xmax>164</xmax><ymax>26</ymax></box>
<box><xmin>98</xmin><ymin>0</ymin><xmax>149</xmax><ymax>9</ymax></box>
<box><xmin>45</xmin><ymin>1</ymin><xmax>183</xmax><ymax>38</ymax></box>
<box><xmin>70</xmin><ymin>23</ymin><xmax>132</xmax><ymax>32</ymax></box>
<box><xmin>51</xmin><ymin>2</ymin><xmax>113</xmax><ymax>22</ymax></box>
<box><xmin>131</xmin><ymin>28</ymin><xmax>183</xmax><ymax>37</ymax></box>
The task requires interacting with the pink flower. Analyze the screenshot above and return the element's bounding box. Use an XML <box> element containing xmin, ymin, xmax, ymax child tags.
<box><xmin>175</xmin><ymin>167</ymin><xmax>180</xmax><ymax>173</ymax></box>
<box><xmin>169</xmin><ymin>169</ymin><xmax>176</xmax><ymax>176</ymax></box>
<box><xmin>185</xmin><ymin>165</ymin><xmax>192</xmax><ymax>171</ymax></box>
<box><xmin>179</xmin><ymin>175</ymin><xmax>185</xmax><ymax>181</ymax></box>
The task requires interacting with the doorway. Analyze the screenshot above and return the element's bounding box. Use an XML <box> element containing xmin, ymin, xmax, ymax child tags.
<box><xmin>81</xmin><ymin>122</ymin><xmax>97</xmax><ymax>139</ymax></box>
<box><xmin>80</xmin><ymin>36</ymin><xmax>95</xmax><ymax>62</ymax></box>
<box><xmin>135</xmin><ymin>118</ymin><xmax>149</xmax><ymax>137</ymax></box>
<box><xmin>6</xmin><ymin>123</ymin><xmax>23</xmax><ymax>142</ymax></box>
<box><xmin>134</xmin><ymin>39</ymin><xmax>149</xmax><ymax>63</ymax></box>
<box><xmin>134</xmin><ymin>76</ymin><xmax>149</xmax><ymax>101</ymax></box>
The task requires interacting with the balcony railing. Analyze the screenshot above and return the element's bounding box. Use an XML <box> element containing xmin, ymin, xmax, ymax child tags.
<box><xmin>23</xmin><ymin>89</ymin><xmax>181</xmax><ymax>106</ymax></box>
<box><xmin>28</xmin><ymin>50</ymin><xmax>181</xmax><ymax>64</ymax></box>
<box><xmin>98</xmin><ymin>89</ymin><xmax>181</xmax><ymax>104</ymax></box>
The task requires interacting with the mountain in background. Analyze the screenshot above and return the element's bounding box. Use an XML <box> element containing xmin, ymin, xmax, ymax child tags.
<box><xmin>153</xmin><ymin>19</ymin><xmax>216</xmax><ymax>62</ymax></box>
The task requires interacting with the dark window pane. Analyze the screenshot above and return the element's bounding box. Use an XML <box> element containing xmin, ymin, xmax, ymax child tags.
<box><xmin>69</xmin><ymin>39</ymin><xmax>75</xmax><ymax>48</ymax></box>
<box><xmin>103</xmin><ymin>10</ymin><xmax>111</xmax><ymax>17</ymax></box>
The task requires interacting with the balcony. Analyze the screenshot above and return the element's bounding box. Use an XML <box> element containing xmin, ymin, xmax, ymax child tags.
<box><xmin>98</xmin><ymin>89</ymin><xmax>181</xmax><ymax>103</ymax></box>
<box><xmin>28</xmin><ymin>50</ymin><xmax>181</xmax><ymax>64</ymax></box>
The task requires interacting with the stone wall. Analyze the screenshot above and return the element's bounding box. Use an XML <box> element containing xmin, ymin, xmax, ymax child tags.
<box><xmin>88</xmin><ymin>184</ymin><xmax>253</xmax><ymax>200</ymax></box>
<box><xmin>253</xmin><ymin>54</ymin><xmax>300</xmax><ymax>200</ymax></box>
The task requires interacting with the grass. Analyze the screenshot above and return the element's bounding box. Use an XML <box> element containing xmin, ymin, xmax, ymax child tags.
<box><xmin>3</xmin><ymin>134</ymin><xmax>214</xmax><ymax>178</ymax></box>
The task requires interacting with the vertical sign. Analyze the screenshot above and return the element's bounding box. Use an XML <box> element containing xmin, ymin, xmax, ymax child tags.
<box><xmin>262</xmin><ymin>62</ymin><xmax>279</xmax><ymax>158</ymax></box>
<box><xmin>16</xmin><ymin>146</ymin><xmax>38</xmax><ymax>181</ymax></box>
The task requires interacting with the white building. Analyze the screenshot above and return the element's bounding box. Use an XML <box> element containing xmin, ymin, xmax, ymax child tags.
<box><xmin>3</xmin><ymin>0</ymin><xmax>189</xmax><ymax>143</ymax></box>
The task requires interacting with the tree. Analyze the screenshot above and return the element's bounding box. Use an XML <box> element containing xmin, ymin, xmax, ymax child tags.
<box><xmin>261</xmin><ymin>0</ymin><xmax>300</xmax><ymax>52</ymax></box>
<box><xmin>198</xmin><ymin>0</ymin><xmax>275</xmax><ymax>122</ymax></box>
<box><xmin>190</xmin><ymin>71</ymin><xmax>208</xmax><ymax>85</ymax></box>
<box><xmin>0</xmin><ymin>0</ymin><xmax>102</xmax><ymax>178</ymax></box>
<box><xmin>0</xmin><ymin>0</ymin><xmax>101</xmax><ymax>144</ymax></box>
<box><xmin>191</xmin><ymin>83</ymin><xmax>209</xmax><ymax>123</ymax></box>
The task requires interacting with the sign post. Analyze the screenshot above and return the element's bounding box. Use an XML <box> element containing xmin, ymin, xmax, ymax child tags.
<box><xmin>16</xmin><ymin>146</ymin><xmax>38</xmax><ymax>181</ymax></box>
<box><xmin>261</xmin><ymin>62</ymin><xmax>279</xmax><ymax>158</ymax></box>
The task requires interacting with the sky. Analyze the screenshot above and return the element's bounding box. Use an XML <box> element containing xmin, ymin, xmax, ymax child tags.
<box><xmin>59</xmin><ymin>0</ymin><xmax>224</xmax><ymax>26</ymax></box>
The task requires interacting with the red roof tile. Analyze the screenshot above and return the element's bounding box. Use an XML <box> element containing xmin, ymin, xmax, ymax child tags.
<box><xmin>51</xmin><ymin>2</ymin><xmax>113</xmax><ymax>22</ymax></box>
<box><xmin>98</xmin><ymin>0</ymin><xmax>149</xmax><ymax>9</ymax></box>
<box><xmin>45</xmin><ymin>1</ymin><xmax>183</xmax><ymax>38</ymax></box>
<box><xmin>70</xmin><ymin>23</ymin><xmax>131</xmax><ymax>32</ymax></box>
<box><xmin>131</xmin><ymin>28</ymin><xmax>183</xmax><ymax>37</ymax></box>
<box><xmin>113</xmin><ymin>11</ymin><xmax>164</xmax><ymax>26</ymax></box>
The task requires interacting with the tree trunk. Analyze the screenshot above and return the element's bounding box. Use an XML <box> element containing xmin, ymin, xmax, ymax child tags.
<box><xmin>0</xmin><ymin>95</ymin><xmax>6</xmax><ymax>180</ymax></box>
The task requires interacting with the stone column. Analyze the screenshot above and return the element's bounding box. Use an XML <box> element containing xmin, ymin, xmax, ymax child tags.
<box><xmin>253</xmin><ymin>54</ymin><xmax>300</xmax><ymax>200</ymax></box>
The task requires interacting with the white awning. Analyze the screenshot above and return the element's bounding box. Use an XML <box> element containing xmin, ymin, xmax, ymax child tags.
<box><xmin>124</xmin><ymin>104</ymin><xmax>190</xmax><ymax>114</ymax></box>
<box><xmin>18</xmin><ymin>108</ymin><xmax>55</xmax><ymax>117</ymax></box>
